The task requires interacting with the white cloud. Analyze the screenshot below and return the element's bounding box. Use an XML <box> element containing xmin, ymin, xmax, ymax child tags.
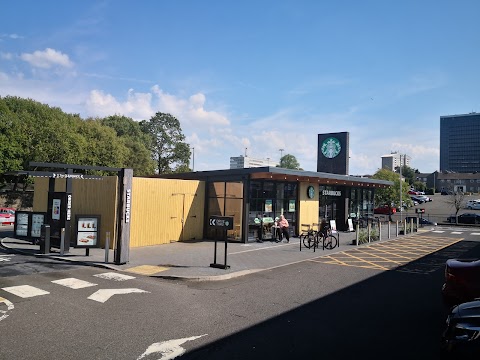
<box><xmin>1</xmin><ymin>52</ymin><xmax>13</xmax><ymax>60</ymax></box>
<box><xmin>152</xmin><ymin>85</ymin><xmax>229</xmax><ymax>126</ymax></box>
<box><xmin>0</xmin><ymin>33</ymin><xmax>24</xmax><ymax>40</ymax></box>
<box><xmin>20</xmin><ymin>48</ymin><xmax>74</xmax><ymax>69</ymax></box>
<box><xmin>85</xmin><ymin>89</ymin><xmax>153</xmax><ymax>119</ymax></box>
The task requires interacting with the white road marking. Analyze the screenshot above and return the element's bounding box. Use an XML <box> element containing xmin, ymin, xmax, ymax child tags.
<box><xmin>1</xmin><ymin>285</ymin><xmax>49</xmax><ymax>298</ymax></box>
<box><xmin>87</xmin><ymin>288</ymin><xmax>149</xmax><ymax>303</ymax></box>
<box><xmin>0</xmin><ymin>258</ymin><xmax>12</xmax><ymax>262</ymax></box>
<box><xmin>51</xmin><ymin>278</ymin><xmax>97</xmax><ymax>289</ymax></box>
<box><xmin>93</xmin><ymin>272</ymin><xmax>136</xmax><ymax>281</ymax></box>
<box><xmin>471</xmin><ymin>233</ymin><xmax>480</xmax><ymax>236</ymax></box>
<box><xmin>432</xmin><ymin>231</ymin><xmax>445</xmax><ymax>233</ymax></box>
<box><xmin>451</xmin><ymin>232</ymin><xmax>463</xmax><ymax>234</ymax></box>
<box><xmin>137</xmin><ymin>335</ymin><xmax>207</xmax><ymax>360</ymax></box>
<box><xmin>0</xmin><ymin>297</ymin><xmax>14</xmax><ymax>322</ymax></box>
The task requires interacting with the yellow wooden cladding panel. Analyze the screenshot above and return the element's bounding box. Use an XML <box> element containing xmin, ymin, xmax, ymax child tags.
<box><xmin>298</xmin><ymin>182</ymin><xmax>319</xmax><ymax>232</ymax></box>
<box><xmin>130</xmin><ymin>178</ymin><xmax>205</xmax><ymax>247</ymax></box>
<box><xmin>33</xmin><ymin>177</ymin><xmax>118</xmax><ymax>248</ymax></box>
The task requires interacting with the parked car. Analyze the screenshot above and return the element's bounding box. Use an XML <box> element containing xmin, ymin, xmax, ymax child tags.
<box><xmin>410</xmin><ymin>195</ymin><xmax>426</xmax><ymax>204</ymax></box>
<box><xmin>373</xmin><ymin>205</ymin><xmax>396</xmax><ymax>215</ymax></box>
<box><xmin>447</xmin><ymin>213</ymin><xmax>480</xmax><ymax>224</ymax></box>
<box><xmin>466</xmin><ymin>200</ymin><xmax>480</xmax><ymax>210</ymax></box>
<box><xmin>442</xmin><ymin>258</ymin><xmax>480</xmax><ymax>306</ymax></box>
<box><xmin>441</xmin><ymin>299</ymin><xmax>480</xmax><ymax>357</ymax></box>
<box><xmin>408</xmin><ymin>190</ymin><xmax>419</xmax><ymax>195</ymax></box>
<box><xmin>416</xmin><ymin>195</ymin><xmax>432</xmax><ymax>202</ymax></box>
<box><xmin>0</xmin><ymin>207</ymin><xmax>15</xmax><ymax>225</ymax></box>
<box><xmin>405</xmin><ymin>216</ymin><xmax>437</xmax><ymax>226</ymax></box>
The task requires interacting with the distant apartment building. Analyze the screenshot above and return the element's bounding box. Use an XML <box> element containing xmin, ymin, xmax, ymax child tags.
<box><xmin>440</xmin><ymin>112</ymin><xmax>480</xmax><ymax>173</ymax></box>
<box><xmin>230</xmin><ymin>156</ymin><xmax>279</xmax><ymax>169</ymax></box>
<box><xmin>381</xmin><ymin>152</ymin><xmax>411</xmax><ymax>171</ymax></box>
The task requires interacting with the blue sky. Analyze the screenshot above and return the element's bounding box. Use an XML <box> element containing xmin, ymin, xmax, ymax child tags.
<box><xmin>1</xmin><ymin>1</ymin><xmax>479</xmax><ymax>175</ymax></box>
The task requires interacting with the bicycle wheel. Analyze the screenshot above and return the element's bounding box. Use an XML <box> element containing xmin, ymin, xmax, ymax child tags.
<box><xmin>323</xmin><ymin>234</ymin><xmax>338</xmax><ymax>250</ymax></box>
<box><xmin>302</xmin><ymin>233</ymin><xmax>315</xmax><ymax>249</ymax></box>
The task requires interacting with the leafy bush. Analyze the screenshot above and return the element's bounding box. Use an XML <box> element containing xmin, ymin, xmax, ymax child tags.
<box><xmin>358</xmin><ymin>228</ymin><xmax>379</xmax><ymax>244</ymax></box>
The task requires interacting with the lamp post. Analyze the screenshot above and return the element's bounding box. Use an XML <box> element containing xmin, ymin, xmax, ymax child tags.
<box><xmin>192</xmin><ymin>147</ymin><xmax>195</xmax><ymax>172</ymax></box>
<box><xmin>279</xmin><ymin>148</ymin><xmax>284</xmax><ymax>159</ymax></box>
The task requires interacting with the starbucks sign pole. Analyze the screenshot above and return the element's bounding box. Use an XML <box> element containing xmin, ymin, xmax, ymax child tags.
<box><xmin>209</xmin><ymin>216</ymin><xmax>233</xmax><ymax>270</ymax></box>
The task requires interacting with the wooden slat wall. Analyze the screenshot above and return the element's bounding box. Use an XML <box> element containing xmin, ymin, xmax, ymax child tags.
<box><xmin>129</xmin><ymin>178</ymin><xmax>205</xmax><ymax>247</ymax></box>
<box><xmin>298</xmin><ymin>183</ymin><xmax>319</xmax><ymax>232</ymax></box>
<box><xmin>33</xmin><ymin>177</ymin><xmax>118</xmax><ymax>248</ymax></box>
<box><xmin>33</xmin><ymin>177</ymin><xmax>205</xmax><ymax>248</ymax></box>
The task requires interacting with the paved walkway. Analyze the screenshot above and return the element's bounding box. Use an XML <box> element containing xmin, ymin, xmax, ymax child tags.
<box><xmin>1</xmin><ymin>229</ymin><xmax>414</xmax><ymax>281</ymax></box>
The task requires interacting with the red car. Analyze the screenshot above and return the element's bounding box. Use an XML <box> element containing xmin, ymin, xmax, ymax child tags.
<box><xmin>373</xmin><ymin>206</ymin><xmax>396</xmax><ymax>215</ymax></box>
<box><xmin>442</xmin><ymin>258</ymin><xmax>480</xmax><ymax>307</ymax></box>
<box><xmin>0</xmin><ymin>207</ymin><xmax>15</xmax><ymax>225</ymax></box>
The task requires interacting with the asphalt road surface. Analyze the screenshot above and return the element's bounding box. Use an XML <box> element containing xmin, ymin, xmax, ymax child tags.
<box><xmin>1</xmin><ymin>228</ymin><xmax>479</xmax><ymax>359</ymax></box>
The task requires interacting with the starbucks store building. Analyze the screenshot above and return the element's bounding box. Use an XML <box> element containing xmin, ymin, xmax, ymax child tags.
<box><xmin>156</xmin><ymin>166</ymin><xmax>392</xmax><ymax>243</ymax></box>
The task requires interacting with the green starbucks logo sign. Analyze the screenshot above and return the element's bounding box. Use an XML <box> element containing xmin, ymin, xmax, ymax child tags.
<box><xmin>307</xmin><ymin>185</ymin><xmax>315</xmax><ymax>199</ymax></box>
<box><xmin>321</xmin><ymin>137</ymin><xmax>341</xmax><ymax>159</ymax></box>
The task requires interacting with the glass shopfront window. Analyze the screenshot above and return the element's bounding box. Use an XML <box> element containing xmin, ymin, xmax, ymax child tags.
<box><xmin>248</xmin><ymin>181</ymin><xmax>297</xmax><ymax>241</ymax></box>
<box><xmin>319</xmin><ymin>186</ymin><xmax>340</xmax><ymax>222</ymax></box>
<box><xmin>348</xmin><ymin>187</ymin><xmax>374</xmax><ymax>220</ymax></box>
<box><xmin>207</xmin><ymin>181</ymin><xmax>243</xmax><ymax>241</ymax></box>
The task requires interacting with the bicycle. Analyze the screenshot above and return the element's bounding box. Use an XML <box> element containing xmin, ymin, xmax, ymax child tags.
<box><xmin>301</xmin><ymin>224</ymin><xmax>338</xmax><ymax>251</ymax></box>
<box><xmin>319</xmin><ymin>226</ymin><xmax>338</xmax><ymax>250</ymax></box>
<box><xmin>300</xmin><ymin>226</ymin><xmax>318</xmax><ymax>249</ymax></box>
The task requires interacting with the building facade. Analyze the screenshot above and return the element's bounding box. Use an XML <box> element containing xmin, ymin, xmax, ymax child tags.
<box><xmin>157</xmin><ymin>167</ymin><xmax>392</xmax><ymax>240</ymax></box>
<box><xmin>230</xmin><ymin>155</ymin><xmax>279</xmax><ymax>169</ymax></box>
<box><xmin>440</xmin><ymin>112</ymin><xmax>480</xmax><ymax>173</ymax></box>
<box><xmin>381</xmin><ymin>152</ymin><xmax>411</xmax><ymax>171</ymax></box>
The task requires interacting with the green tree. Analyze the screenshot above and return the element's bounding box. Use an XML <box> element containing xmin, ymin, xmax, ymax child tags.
<box><xmin>99</xmin><ymin>115</ymin><xmax>156</xmax><ymax>176</ymax></box>
<box><xmin>139</xmin><ymin>112</ymin><xmax>190</xmax><ymax>174</ymax></box>
<box><xmin>277</xmin><ymin>154</ymin><xmax>302</xmax><ymax>170</ymax></box>
<box><xmin>372</xmin><ymin>168</ymin><xmax>410</xmax><ymax>220</ymax></box>
<box><xmin>412</xmin><ymin>180</ymin><xmax>426</xmax><ymax>192</ymax></box>
<box><xmin>395</xmin><ymin>165</ymin><xmax>417</xmax><ymax>185</ymax></box>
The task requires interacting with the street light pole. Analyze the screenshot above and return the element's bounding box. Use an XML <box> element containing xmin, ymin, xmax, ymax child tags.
<box><xmin>192</xmin><ymin>147</ymin><xmax>195</xmax><ymax>172</ymax></box>
<box><xmin>399</xmin><ymin>154</ymin><xmax>405</xmax><ymax>223</ymax></box>
<box><xmin>279</xmin><ymin>148</ymin><xmax>284</xmax><ymax>159</ymax></box>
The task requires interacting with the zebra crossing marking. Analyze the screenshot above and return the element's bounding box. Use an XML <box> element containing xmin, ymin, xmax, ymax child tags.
<box><xmin>51</xmin><ymin>278</ymin><xmax>97</xmax><ymax>289</ymax></box>
<box><xmin>1</xmin><ymin>285</ymin><xmax>49</xmax><ymax>298</ymax></box>
<box><xmin>93</xmin><ymin>272</ymin><xmax>135</xmax><ymax>281</ymax></box>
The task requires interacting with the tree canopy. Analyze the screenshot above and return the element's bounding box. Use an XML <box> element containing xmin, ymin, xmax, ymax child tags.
<box><xmin>139</xmin><ymin>112</ymin><xmax>191</xmax><ymax>174</ymax></box>
<box><xmin>372</xmin><ymin>168</ymin><xmax>411</xmax><ymax>215</ymax></box>
<box><xmin>277</xmin><ymin>154</ymin><xmax>302</xmax><ymax>170</ymax></box>
<box><xmin>0</xmin><ymin>96</ymin><xmax>191</xmax><ymax>188</ymax></box>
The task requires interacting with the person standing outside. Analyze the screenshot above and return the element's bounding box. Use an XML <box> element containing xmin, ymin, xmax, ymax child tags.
<box><xmin>277</xmin><ymin>215</ymin><xmax>290</xmax><ymax>243</ymax></box>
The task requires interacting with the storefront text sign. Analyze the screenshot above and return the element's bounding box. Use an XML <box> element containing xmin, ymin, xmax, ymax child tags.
<box><xmin>322</xmin><ymin>190</ymin><xmax>341</xmax><ymax>196</ymax></box>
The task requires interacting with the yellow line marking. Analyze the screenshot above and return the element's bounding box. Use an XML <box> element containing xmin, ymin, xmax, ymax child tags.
<box><xmin>333</xmin><ymin>252</ymin><xmax>389</xmax><ymax>270</ymax></box>
<box><xmin>124</xmin><ymin>265</ymin><xmax>170</xmax><ymax>275</ymax></box>
<box><xmin>309</xmin><ymin>236</ymin><xmax>464</xmax><ymax>271</ymax></box>
<box><xmin>354</xmin><ymin>248</ymin><xmax>414</xmax><ymax>262</ymax></box>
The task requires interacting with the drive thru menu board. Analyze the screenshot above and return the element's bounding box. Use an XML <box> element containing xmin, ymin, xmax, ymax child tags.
<box><xmin>15</xmin><ymin>213</ymin><xmax>29</xmax><ymax>237</ymax></box>
<box><xmin>31</xmin><ymin>214</ymin><xmax>45</xmax><ymax>237</ymax></box>
<box><xmin>75</xmin><ymin>216</ymin><xmax>100</xmax><ymax>248</ymax></box>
